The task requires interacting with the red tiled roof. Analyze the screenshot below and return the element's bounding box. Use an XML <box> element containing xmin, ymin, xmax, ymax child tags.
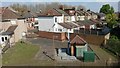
<box><xmin>70</xmin><ymin>35</ymin><xmax>86</xmax><ymax>45</ymax></box>
<box><xmin>1</xmin><ymin>7</ymin><xmax>22</xmax><ymax>20</ymax></box>
<box><xmin>46</xmin><ymin>9</ymin><xmax>61</xmax><ymax>16</ymax></box>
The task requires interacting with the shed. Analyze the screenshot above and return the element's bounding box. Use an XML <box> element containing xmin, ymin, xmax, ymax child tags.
<box><xmin>70</xmin><ymin>35</ymin><xmax>87</xmax><ymax>58</ymax></box>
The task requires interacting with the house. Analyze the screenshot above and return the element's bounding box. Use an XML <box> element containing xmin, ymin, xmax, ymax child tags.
<box><xmin>76</xmin><ymin>10</ymin><xmax>86</xmax><ymax>21</ymax></box>
<box><xmin>0</xmin><ymin>7</ymin><xmax>27</xmax><ymax>48</ymax></box>
<box><xmin>87</xmin><ymin>9</ymin><xmax>98</xmax><ymax>20</ymax></box>
<box><xmin>63</xmin><ymin>7</ymin><xmax>76</xmax><ymax>22</ymax></box>
<box><xmin>0</xmin><ymin>29</ymin><xmax>9</xmax><ymax>48</ymax></box>
<box><xmin>70</xmin><ymin>35</ymin><xmax>88</xmax><ymax>57</ymax></box>
<box><xmin>76</xmin><ymin>9</ymin><xmax>95</xmax><ymax>21</ymax></box>
<box><xmin>38</xmin><ymin>8</ymin><xmax>78</xmax><ymax>33</ymax></box>
<box><xmin>96</xmin><ymin>13</ymin><xmax>106</xmax><ymax>20</ymax></box>
<box><xmin>38</xmin><ymin>16</ymin><xmax>78</xmax><ymax>33</ymax></box>
<box><xmin>74</xmin><ymin>20</ymin><xmax>97</xmax><ymax>29</ymax></box>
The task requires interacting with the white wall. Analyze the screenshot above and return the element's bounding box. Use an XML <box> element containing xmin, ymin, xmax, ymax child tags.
<box><xmin>14</xmin><ymin>19</ymin><xmax>27</xmax><ymax>42</ymax></box>
<box><xmin>54</xmin><ymin>23</ymin><xmax>74</xmax><ymax>33</ymax></box>
<box><xmin>0</xmin><ymin>35</ymin><xmax>10</xmax><ymax>47</ymax></box>
<box><xmin>54</xmin><ymin>16</ymin><xmax>63</xmax><ymax>23</ymax></box>
<box><xmin>38</xmin><ymin>17</ymin><xmax>54</xmax><ymax>32</ymax></box>
<box><xmin>71</xmin><ymin>16</ymin><xmax>76</xmax><ymax>21</ymax></box>
<box><xmin>77</xmin><ymin>16</ymin><xmax>85</xmax><ymax>21</ymax></box>
<box><xmin>10</xmin><ymin>19</ymin><xmax>18</xmax><ymax>25</ymax></box>
<box><xmin>90</xmin><ymin>25</ymin><xmax>96</xmax><ymax>29</ymax></box>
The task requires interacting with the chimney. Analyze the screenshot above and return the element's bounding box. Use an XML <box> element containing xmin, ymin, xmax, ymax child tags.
<box><xmin>87</xmin><ymin>9</ymin><xmax>90</xmax><ymax>12</ymax></box>
<box><xmin>80</xmin><ymin>8</ymin><xmax>83</xmax><ymax>11</ymax></box>
<box><xmin>59</xmin><ymin>5</ymin><xmax>64</xmax><ymax>10</ymax></box>
<box><xmin>72</xmin><ymin>7</ymin><xmax>75</xmax><ymax>10</ymax></box>
<box><xmin>75</xmin><ymin>11</ymin><xmax>77</xmax><ymax>21</ymax></box>
<box><xmin>28</xmin><ymin>10</ymin><xmax>30</xmax><ymax>12</ymax></box>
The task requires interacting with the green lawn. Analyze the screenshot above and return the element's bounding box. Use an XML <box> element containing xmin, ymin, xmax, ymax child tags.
<box><xmin>90</xmin><ymin>45</ymin><xmax>117</xmax><ymax>61</ymax></box>
<box><xmin>2</xmin><ymin>41</ymin><xmax>39</xmax><ymax>66</ymax></box>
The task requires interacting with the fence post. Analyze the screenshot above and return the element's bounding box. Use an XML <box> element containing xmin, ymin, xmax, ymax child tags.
<box><xmin>97</xmin><ymin>31</ymin><xmax>98</xmax><ymax>36</ymax></box>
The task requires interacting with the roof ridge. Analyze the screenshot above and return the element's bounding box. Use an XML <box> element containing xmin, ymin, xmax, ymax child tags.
<box><xmin>76</xmin><ymin>35</ymin><xmax>86</xmax><ymax>43</ymax></box>
<box><xmin>53</xmin><ymin>8</ymin><xmax>62</xmax><ymax>15</ymax></box>
<box><xmin>70</xmin><ymin>35</ymin><xmax>86</xmax><ymax>44</ymax></box>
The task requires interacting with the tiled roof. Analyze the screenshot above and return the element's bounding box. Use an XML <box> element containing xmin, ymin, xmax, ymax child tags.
<box><xmin>75</xmin><ymin>20</ymin><xmax>94</xmax><ymax>26</ymax></box>
<box><xmin>46</xmin><ymin>9</ymin><xmax>61</xmax><ymax>16</ymax></box>
<box><xmin>76</xmin><ymin>11</ymin><xmax>84</xmax><ymax>16</ymax></box>
<box><xmin>6</xmin><ymin>25</ymin><xmax>18</xmax><ymax>32</ymax></box>
<box><xmin>54</xmin><ymin>8</ymin><xmax>69</xmax><ymax>16</ymax></box>
<box><xmin>1</xmin><ymin>7</ymin><xmax>22</xmax><ymax>20</ymax></box>
<box><xmin>58</xmin><ymin>22</ymin><xmax>78</xmax><ymax>29</ymax></box>
<box><xmin>22</xmin><ymin>11</ymin><xmax>37</xmax><ymax>18</ymax></box>
<box><xmin>90</xmin><ymin>19</ymin><xmax>100</xmax><ymax>24</ymax></box>
<box><xmin>2</xmin><ymin>25</ymin><xmax>18</xmax><ymax>35</ymax></box>
<box><xmin>70</xmin><ymin>35</ymin><xmax>86</xmax><ymax>45</ymax></box>
<box><xmin>77</xmin><ymin>10</ymin><xmax>91</xmax><ymax>16</ymax></box>
<box><xmin>96</xmin><ymin>13</ymin><xmax>105</xmax><ymax>17</ymax></box>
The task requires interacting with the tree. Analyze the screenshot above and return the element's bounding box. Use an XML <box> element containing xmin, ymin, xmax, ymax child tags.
<box><xmin>100</xmin><ymin>4</ymin><xmax>118</xmax><ymax>28</ymax></box>
<box><xmin>10</xmin><ymin>3</ymin><xmax>28</xmax><ymax>15</ymax></box>
<box><xmin>107</xmin><ymin>35</ymin><xmax>120</xmax><ymax>56</ymax></box>
<box><xmin>100</xmin><ymin>4</ymin><xmax>114</xmax><ymax>14</ymax></box>
<box><xmin>106</xmin><ymin>13</ymin><xmax>118</xmax><ymax>28</ymax></box>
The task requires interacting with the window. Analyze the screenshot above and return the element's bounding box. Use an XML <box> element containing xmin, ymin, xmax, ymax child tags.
<box><xmin>56</xmin><ymin>28</ymin><xmax>57</xmax><ymax>31</ymax></box>
<box><xmin>58</xmin><ymin>29</ymin><xmax>62</xmax><ymax>32</ymax></box>
<box><xmin>2</xmin><ymin>37</ymin><xmax>4</xmax><ymax>42</ymax></box>
<box><xmin>5</xmin><ymin>37</ymin><xmax>7</xmax><ymax>40</ymax></box>
<box><xmin>55</xmin><ymin>18</ymin><xmax>57</xmax><ymax>22</ymax></box>
<box><xmin>36</xmin><ymin>26</ymin><xmax>39</xmax><ymax>29</ymax></box>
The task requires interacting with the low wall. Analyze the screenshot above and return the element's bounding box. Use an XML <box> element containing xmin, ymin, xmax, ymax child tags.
<box><xmin>70</xmin><ymin>33</ymin><xmax>105</xmax><ymax>46</ymax></box>
<box><xmin>36</xmin><ymin>31</ymin><xmax>66</xmax><ymax>41</ymax></box>
<box><xmin>37</xmin><ymin>31</ymin><xmax>108</xmax><ymax>46</ymax></box>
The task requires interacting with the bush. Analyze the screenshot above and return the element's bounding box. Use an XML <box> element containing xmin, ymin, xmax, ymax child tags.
<box><xmin>106</xmin><ymin>35</ymin><xmax>120</xmax><ymax>56</ymax></box>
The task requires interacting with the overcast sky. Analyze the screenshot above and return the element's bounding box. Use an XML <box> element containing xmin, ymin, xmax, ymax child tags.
<box><xmin>0</xmin><ymin>0</ymin><xmax>119</xmax><ymax>12</ymax></box>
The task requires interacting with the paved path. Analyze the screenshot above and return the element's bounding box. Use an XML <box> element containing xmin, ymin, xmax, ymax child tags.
<box><xmin>34</xmin><ymin>45</ymin><xmax>55</xmax><ymax>61</ymax></box>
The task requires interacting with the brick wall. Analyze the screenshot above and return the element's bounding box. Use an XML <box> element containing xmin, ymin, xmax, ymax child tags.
<box><xmin>70</xmin><ymin>33</ymin><xmax>105</xmax><ymax>46</ymax></box>
<box><xmin>37</xmin><ymin>31</ymin><xmax>108</xmax><ymax>46</ymax></box>
<box><xmin>37</xmin><ymin>31</ymin><xmax>66</xmax><ymax>41</ymax></box>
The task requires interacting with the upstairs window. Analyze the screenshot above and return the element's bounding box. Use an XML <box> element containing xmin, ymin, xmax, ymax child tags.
<box><xmin>5</xmin><ymin>37</ymin><xmax>7</xmax><ymax>40</ymax></box>
<box><xmin>2</xmin><ymin>37</ymin><xmax>4</xmax><ymax>42</ymax></box>
<box><xmin>58</xmin><ymin>29</ymin><xmax>62</xmax><ymax>32</ymax></box>
<box><xmin>55</xmin><ymin>18</ymin><xmax>57</xmax><ymax>22</ymax></box>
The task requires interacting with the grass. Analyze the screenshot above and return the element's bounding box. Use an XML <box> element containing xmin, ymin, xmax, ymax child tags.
<box><xmin>2</xmin><ymin>41</ymin><xmax>39</xmax><ymax>66</ymax></box>
<box><xmin>102</xmin><ymin>48</ymin><xmax>119</xmax><ymax>59</ymax></box>
<box><xmin>89</xmin><ymin>45</ymin><xmax>117</xmax><ymax>61</ymax></box>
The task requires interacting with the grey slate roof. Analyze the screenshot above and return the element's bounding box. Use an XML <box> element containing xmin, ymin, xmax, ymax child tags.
<box><xmin>75</xmin><ymin>20</ymin><xmax>94</xmax><ymax>26</ymax></box>
<box><xmin>22</xmin><ymin>11</ymin><xmax>37</xmax><ymax>18</ymax></box>
<box><xmin>96</xmin><ymin>13</ymin><xmax>106</xmax><ymax>17</ymax></box>
<box><xmin>58</xmin><ymin>22</ymin><xmax>78</xmax><ymax>29</ymax></box>
<box><xmin>2</xmin><ymin>25</ymin><xmax>18</xmax><ymax>35</ymax></box>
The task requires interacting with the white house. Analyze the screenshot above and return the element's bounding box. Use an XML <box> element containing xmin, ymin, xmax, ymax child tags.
<box><xmin>38</xmin><ymin>8</ymin><xmax>78</xmax><ymax>33</ymax></box>
<box><xmin>38</xmin><ymin>16</ymin><xmax>78</xmax><ymax>33</ymax></box>
<box><xmin>0</xmin><ymin>35</ymin><xmax>9</xmax><ymax>48</ymax></box>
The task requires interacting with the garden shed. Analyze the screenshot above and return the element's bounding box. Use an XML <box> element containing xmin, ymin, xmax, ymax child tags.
<box><xmin>70</xmin><ymin>35</ymin><xmax>88</xmax><ymax>58</ymax></box>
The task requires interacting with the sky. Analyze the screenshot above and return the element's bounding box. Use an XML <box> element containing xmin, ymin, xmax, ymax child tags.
<box><xmin>0</xmin><ymin>0</ymin><xmax>120</xmax><ymax>12</ymax></box>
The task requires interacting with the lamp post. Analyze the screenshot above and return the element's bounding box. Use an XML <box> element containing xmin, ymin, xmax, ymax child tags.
<box><xmin>67</xmin><ymin>29</ymin><xmax>70</xmax><ymax>55</ymax></box>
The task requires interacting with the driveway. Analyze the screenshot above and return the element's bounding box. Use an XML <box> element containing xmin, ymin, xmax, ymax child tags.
<box><xmin>26</xmin><ymin>37</ymin><xmax>68</xmax><ymax>61</ymax></box>
<box><xmin>26</xmin><ymin>37</ymin><xmax>68</xmax><ymax>48</ymax></box>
